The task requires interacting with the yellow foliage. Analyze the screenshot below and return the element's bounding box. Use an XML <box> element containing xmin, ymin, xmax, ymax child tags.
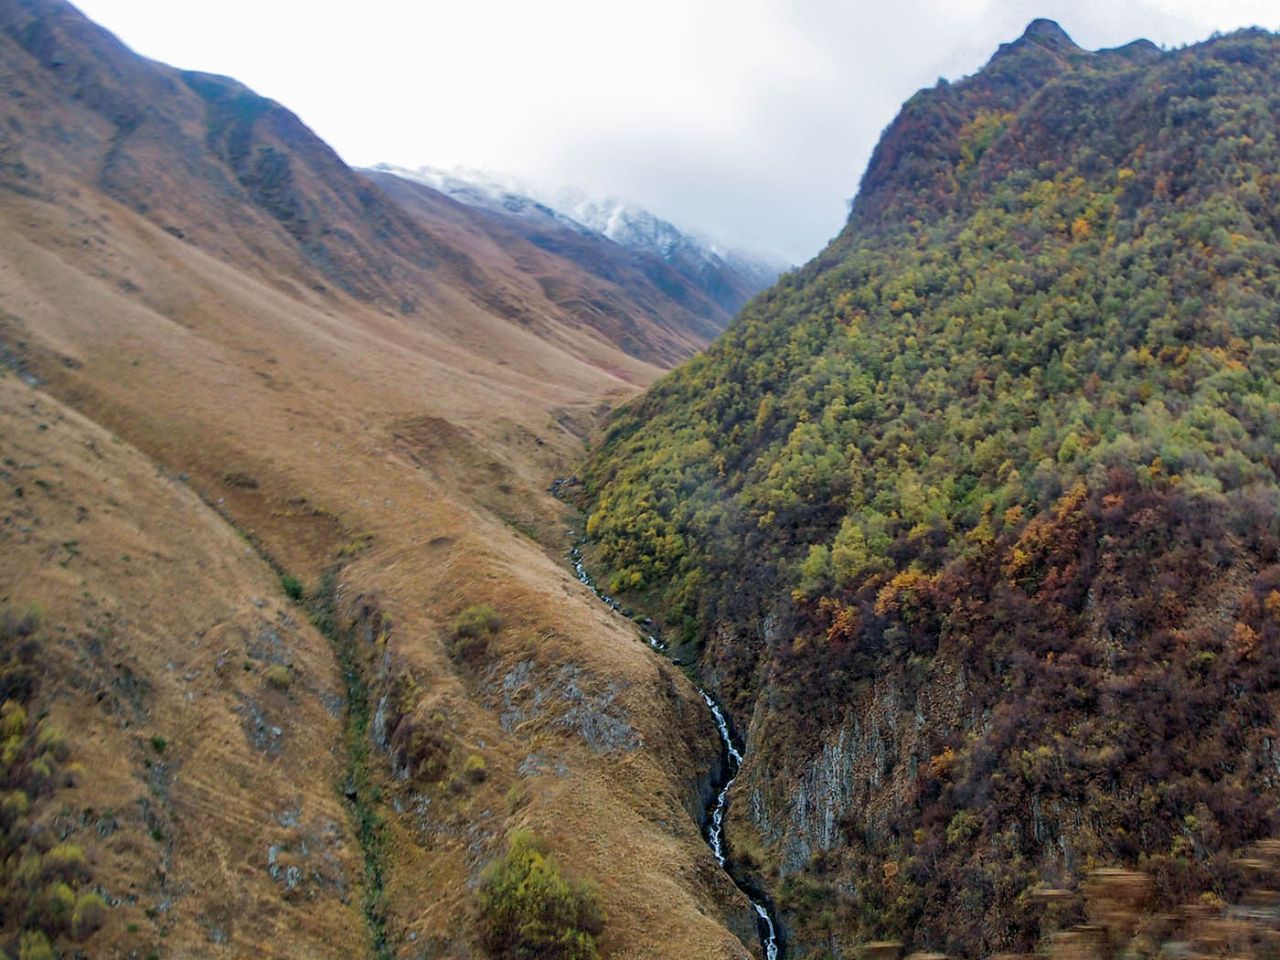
<box><xmin>1231</xmin><ymin>622</ymin><xmax>1259</xmax><ymax>657</ymax></box>
<box><xmin>0</xmin><ymin>700</ymin><xmax>27</xmax><ymax>739</ymax></box>
<box><xmin>874</xmin><ymin>569</ymin><xmax>935</xmax><ymax>617</ymax></box>
<box><xmin>1004</xmin><ymin>545</ymin><xmax>1034</xmax><ymax>582</ymax></box>
<box><xmin>928</xmin><ymin>747</ymin><xmax>957</xmax><ymax>779</ymax></box>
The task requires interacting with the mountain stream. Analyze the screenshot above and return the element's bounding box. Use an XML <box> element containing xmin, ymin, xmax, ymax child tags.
<box><xmin>570</xmin><ymin>544</ymin><xmax>781</xmax><ymax>959</ymax></box>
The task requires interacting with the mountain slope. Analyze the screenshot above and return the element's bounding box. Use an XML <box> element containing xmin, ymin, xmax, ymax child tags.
<box><xmin>3</xmin><ymin>0</ymin><xmax>454</xmax><ymax>312</ymax></box>
<box><xmin>0</xmin><ymin>1</ymin><xmax>766</xmax><ymax>956</ymax></box>
<box><xmin>0</xmin><ymin>375</ymin><xmax>365</xmax><ymax>959</ymax></box>
<box><xmin>1</xmin><ymin>0</ymin><xmax>728</xmax><ymax>369</ymax></box>
<box><xmin>582</xmin><ymin>22</ymin><xmax>1280</xmax><ymax>958</ymax></box>
<box><xmin>544</xmin><ymin>187</ymin><xmax>784</xmax><ymax>310</ymax></box>
<box><xmin>375</xmin><ymin>164</ymin><xmax>785</xmax><ymax>318</ymax></box>
<box><xmin>366</xmin><ymin>168</ymin><xmax>729</xmax><ymax>366</ymax></box>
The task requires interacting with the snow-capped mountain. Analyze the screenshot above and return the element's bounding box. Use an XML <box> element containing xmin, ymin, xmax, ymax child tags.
<box><xmin>545</xmin><ymin>187</ymin><xmax>786</xmax><ymax>296</ymax></box>
<box><xmin>371</xmin><ymin>164</ymin><xmax>786</xmax><ymax>316</ymax></box>
<box><xmin>373</xmin><ymin>165</ymin><xmax>586</xmax><ymax>233</ymax></box>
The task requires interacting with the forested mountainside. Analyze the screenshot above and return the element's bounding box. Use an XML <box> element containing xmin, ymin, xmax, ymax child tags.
<box><xmin>581</xmin><ymin>20</ymin><xmax>1280</xmax><ymax>957</ymax></box>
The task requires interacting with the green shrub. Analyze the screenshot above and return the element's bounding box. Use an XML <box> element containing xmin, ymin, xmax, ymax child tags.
<box><xmin>34</xmin><ymin>880</ymin><xmax>76</xmax><ymax>930</ymax></box>
<box><xmin>34</xmin><ymin>722</ymin><xmax>69</xmax><ymax>761</ymax></box>
<box><xmin>505</xmin><ymin>783</ymin><xmax>527</xmax><ymax>814</ymax></box>
<box><xmin>265</xmin><ymin>664</ymin><xmax>291</xmax><ymax>690</ymax></box>
<box><xmin>0</xmin><ymin>701</ymin><xmax>27</xmax><ymax>740</ymax></box>
<box><xmin>42</xmin><ymin>843</ymin><xmax>87</xmax><ymax>880</ymax></box>
<box><xmin>72</xmin><ymin>891</ymin><xmax>108</xmax><ymax>940</ymax></box>
<box><xmin>149</xmin><ymin>736</ymin><xmax>167</xmax><ymax>755</ymax></box>
<box><xmin>451</xmin><ymin>603</ymin><xmax>502</xmax><ymax>639</ymax></box>
<box><xmin>463</xmin><ymin>753</ymin><xmax>488</xmax><ymax>784</ymax></box>
<box><xmin>17</xmin><ymin>931</ymin><xmax>52</xmax><ymax>960</ymax></box>
<box><xmin>946</xmin><ymin>809</ymin><xmax>980</xmax><ymax>847</ymax></box>
<box><xmin>280</xmin><ymin>573</ymin><xmax>304</xmax><ymax>601</ymax></box>
<box><xmin>478</xmin><ymin>831</ymin><xmax>602</xmax><ymax>960</ymax></box>
<box><xmin>13</xmin><ymin>853</ymin><xmax>41</xmax><ymax>888</ymax></box>
<box><xmin>1</xmin><ymin>789</ymin><xmax>29</xmax><ymax>827</ymax></box>
<box><xmin>28</xmin><ymin>756</ymin><xmax>53</xmax><ymax>785</ymax></box>
<box><xmin>445</xmin><ymin>604</ymin><xmax>502</xmax><ymax>663</ymax></box>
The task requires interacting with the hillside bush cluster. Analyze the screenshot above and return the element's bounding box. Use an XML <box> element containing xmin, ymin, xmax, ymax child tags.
<box><xmin>0</xmin><ymin>611</ymin><xmax>105</xmax><ymax>955</ymax></box>
<box><xmin>445</xmin><ymin>603</ymin><xmax>502</xmax><ymax>664</ymax></box>
<box><xmin>477</xmin><ymin>831</ymin><xmax>602</xmax><ymax>960</ymax></box>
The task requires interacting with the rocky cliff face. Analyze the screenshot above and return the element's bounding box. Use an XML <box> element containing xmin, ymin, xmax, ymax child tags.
<box><xmin>746</xmin><ymin>666</ymin><xmax>969</xmax><ymax>875</ymax></box>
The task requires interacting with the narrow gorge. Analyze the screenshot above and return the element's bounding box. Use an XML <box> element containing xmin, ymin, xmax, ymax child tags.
<box><xmin>567</xmin><ymin>536</ymin><xmax>782</xmax><ymax>959</ymax></box>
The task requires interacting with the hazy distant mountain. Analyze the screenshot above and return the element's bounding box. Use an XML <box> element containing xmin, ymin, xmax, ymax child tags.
<box><xmin>546</xmin><ymin>185</ymin><xmax>786</xmax><ymax>289</ymax></box>
<box><xmin>370</xmin><ymin>165</ymin><xmax>588</xmax><ymax>232</ymax></box>
<box><xmin>365</xmin><ymin>167</ymin><xmax>734</xmax><ymax>364</ymax></box>
<box><xmin>373</xmin><ymin>164</ymin><xmax>786</xmax><ymax>316</ymax></box>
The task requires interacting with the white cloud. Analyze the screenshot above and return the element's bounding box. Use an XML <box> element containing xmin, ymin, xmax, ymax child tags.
<box><xmin>70</xmin><ymin>0</ymin><xmax>1280</xmax><ymax>262</ymax></box>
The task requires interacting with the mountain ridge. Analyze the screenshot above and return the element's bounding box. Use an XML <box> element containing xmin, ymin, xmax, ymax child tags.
<box><xmin>364</xmin><ymin>166</ymin><xmax>738</xmax><ymax>364</ymax></box>
<box><xmin>581</xmin><ymin>22</ymin><xmax>1280</xmax><ymax>958</ymax></box>
<box><xmin>2</xmin><ymin>0</ymin><xmax>731</xmax><ymax>369</ymax></box>
<box><xmin>375</xmin><ymin>162</ymin><xmax>786</xmax><ymax>316</ymax></box>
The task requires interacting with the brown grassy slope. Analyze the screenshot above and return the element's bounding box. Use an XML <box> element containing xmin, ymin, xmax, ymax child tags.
<box><xmin>0</xmin><ymin>1</ymin><xmax>762</xmax><ymax>956</ymax></box>
<box><xmin>0</xmin><ymin>191</ymin><xmax>761</xmax><ymax>955</ymax></box>
<box><xmin>367</xmin><ymin>169</ymin><xmax>727</xmax><ymax>366</ymax></box>
<box><xmin>0</xmin><ymin>373</ymin><xmax>364</xmax><ymax>958</ymax></box>
<box><xmin>0</xmin><ymin>0</ymin><xmax>728</xmax><ymax>369</ymax></box>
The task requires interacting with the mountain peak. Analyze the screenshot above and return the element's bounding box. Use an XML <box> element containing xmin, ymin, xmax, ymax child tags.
<box><xmin>1020</xmin><ymin>18</ymin><xmax>1076</xmax><ymax>47</ymax></box>
<box><xmin>987</xmin><ymin>17</ymin><xmax>1081</xmax><ymax>66</ymax></box>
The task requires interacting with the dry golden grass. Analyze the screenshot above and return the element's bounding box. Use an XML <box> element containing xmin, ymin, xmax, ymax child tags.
<box><xmin>0</xmin><ymin>375</ymin><xmax>362</xmax><ymax>957</ymax></box>
<box><xmin>0</xmin><ymin>1</ymin><xmax>765</xmax><ymax>950</ymax></box>
<box><xmin>0</xmin><ymin>101</ymin><xmax>761</xmax><ymax>960</ymax></box>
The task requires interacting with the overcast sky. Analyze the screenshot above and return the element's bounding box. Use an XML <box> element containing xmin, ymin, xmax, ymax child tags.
<box><xmin>73</xmin><ymin>0</ymin><xmax>1280</xmax><ymax>263</ymax></box>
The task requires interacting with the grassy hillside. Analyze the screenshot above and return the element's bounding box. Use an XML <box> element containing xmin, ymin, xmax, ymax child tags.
<box><xmin>582</xmin><ymin>22</ymin><xmax>1280</xmax><ymax>957</ymax></box>
<box><xmin>1</xmin><ymin>0</ymin><xmax>730</xmax><ymax>370</ymax></box>
<box><xmin>0</xmin><ymin>375</ymin><xmax>365</xmax><ymax>958</ymax></box>
<box><xmin>0</xmin><ymin>0</ymin><xmax>766</xmax><ymax>956</ymax></box>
